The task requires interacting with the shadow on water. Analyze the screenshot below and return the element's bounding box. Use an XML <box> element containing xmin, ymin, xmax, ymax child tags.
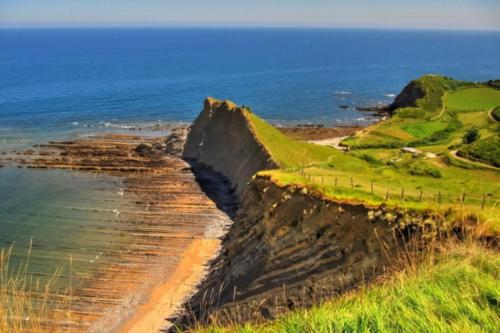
<box><xmin>184</xmin><ymin>158</ymin><xmax>239</xmax><ymax>220</ymax></box>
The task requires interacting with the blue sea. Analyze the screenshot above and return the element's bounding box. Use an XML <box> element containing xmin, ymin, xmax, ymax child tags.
<box><xmin>1</xmin><ymin>28</ymin><xmax>500</xmax><ymax>133</ymax></box>
<box><xmin>0</xmin><ymin>27</ymin><xmax>499</xmax><ymax>326</ymax></box>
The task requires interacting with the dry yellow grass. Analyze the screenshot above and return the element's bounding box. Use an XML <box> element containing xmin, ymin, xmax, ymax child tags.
<box><xmin>0</xmin><ymin>243</ymin><xmax>72</xmax><ymax>333</ymax></box>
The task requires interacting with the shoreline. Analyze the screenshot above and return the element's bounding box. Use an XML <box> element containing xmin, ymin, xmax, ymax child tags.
<box><xmin>117</xmin><ymin>239</ymin><xmax>221</xmax><ymax>332</ymax></box>
<box><xmin>0</xmin><ymin>123</ymin><xmax>366</xmax><ymax>332</ymax></box>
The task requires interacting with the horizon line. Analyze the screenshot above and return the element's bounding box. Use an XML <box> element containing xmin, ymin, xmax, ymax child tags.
<box><xmin>1</xmin><ymin>23</ymin><xmax>500</xmax><ymax>33</ymax></box>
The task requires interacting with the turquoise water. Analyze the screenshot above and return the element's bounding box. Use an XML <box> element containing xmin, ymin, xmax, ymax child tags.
<box><xmin>0</xmin><ymin>166</ymin><xmax>133</xmax><ymax>287</ymax></box>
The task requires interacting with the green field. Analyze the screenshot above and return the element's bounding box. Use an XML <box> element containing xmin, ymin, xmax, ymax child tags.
<box><xmin>445</xmin><ymin>87</ymin><xmax>500</xmax><ymax>112</ymax></box>
<box><xmin>195</xmin><ymin>243</ymin><xmax>499</xmax><ymax>333</ymax></box>
<box><xmin>342</xmin><ymin>76</ymin><xmax>499</xmax><ymax>151</ymax></box>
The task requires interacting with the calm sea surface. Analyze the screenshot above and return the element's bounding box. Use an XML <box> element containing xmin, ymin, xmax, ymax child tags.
<box><xmin>0</xmin><ymin>27</ymin><xmax>499</xmax><ymax>310</ymax></box>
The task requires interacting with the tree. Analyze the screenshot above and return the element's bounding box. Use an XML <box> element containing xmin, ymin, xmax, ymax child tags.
<box><xmin>462</xmin><ymin>127</ymin><xmax>480</xmax><ymax>144</ymax></box>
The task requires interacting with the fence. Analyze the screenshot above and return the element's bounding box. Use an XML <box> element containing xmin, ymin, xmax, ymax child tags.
<box><xmin>281</xmin><ymin>168</ymin><xmax>497</xmax><ymax>211</ymax></box>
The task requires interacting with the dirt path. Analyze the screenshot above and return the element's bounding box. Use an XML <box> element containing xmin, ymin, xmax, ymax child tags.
<box><xmin>488</xmin><ymin>108</ymin><xmax>498</xmax><ymax>123</ymax></box>
<box><xmin>309</xmin><ymin>136</ymin><xmax>349</xmax><ymax>151</ymax></box>
<box><xmin>450</xmin><ymin>150</ymin><xmax>499</xmax><ymax>171</ymax></box>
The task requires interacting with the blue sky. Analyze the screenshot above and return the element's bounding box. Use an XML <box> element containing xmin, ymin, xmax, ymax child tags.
<box><xmin>1</xmin><ymin>0</ymin><xmax>499</xmax><ymax>30</ymax></box>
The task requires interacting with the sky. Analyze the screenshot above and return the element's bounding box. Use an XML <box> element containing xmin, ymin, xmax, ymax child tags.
<box><xmin>1</xmin><ymin>0</ymin><xmax>500</xmax><ymax>31</ymax></box>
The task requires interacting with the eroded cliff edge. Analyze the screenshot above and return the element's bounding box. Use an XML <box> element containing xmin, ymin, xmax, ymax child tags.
<box><xmin>183</xmin><ymin>98</ymin><xmax>278</xmax><ymax>196</ymax></box>
<box><xmin>176</xmin><ymin>99</ymin><xmax>430</xmax><ymax>327</ymax></box>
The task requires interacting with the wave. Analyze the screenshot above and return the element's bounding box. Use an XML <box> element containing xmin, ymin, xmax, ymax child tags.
<box><xmin>384</xmin><ymin>93</ymin><xmax>396</xmax><ymax>98</ymax></box>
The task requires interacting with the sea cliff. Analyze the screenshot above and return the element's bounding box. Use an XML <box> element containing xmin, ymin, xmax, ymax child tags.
<box><xmin>183</xmin><ymin>98</ymin><xmax>278</xmax><ymax>196</ymax></box>
<box><xmin>175</xmin><ymin>98</ymin><xmax>432</xmax><ymax>327</ymax></box>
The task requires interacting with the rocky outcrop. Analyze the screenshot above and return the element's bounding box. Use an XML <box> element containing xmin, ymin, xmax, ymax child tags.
<box><xmin>175</xmin><ymin>175</ymin><xmax>433</xmax><ymax>327</ymax></box>
<box><xmin>183</xmin><ymin>98</ymin><xmax>278</xmax><ymax>196</ymax></box>
<box><xmin>388</xmin><ymin>80</ymin><xmax>425</xmax><ymax>112</ymax></box>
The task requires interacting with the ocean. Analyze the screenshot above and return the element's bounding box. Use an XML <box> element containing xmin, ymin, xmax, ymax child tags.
<box><xmin>1</xmin><ymin>27</ymin><xmax>499</xmax><ymax>327</ymax></box>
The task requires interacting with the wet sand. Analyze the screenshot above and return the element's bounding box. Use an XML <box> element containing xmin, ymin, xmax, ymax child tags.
<box><xmin>118</xmin><ymin>239</ymin><xmax>220</xmax><ymax>332</ymax></box>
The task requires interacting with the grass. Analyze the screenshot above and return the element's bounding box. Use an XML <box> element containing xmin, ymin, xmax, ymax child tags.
<box><xmin>0</xmin><ymin>244</ymin><xmax>71</xmax><ymax>333</ymax></box>
<box><xmin>243</xmin><ymin>109</ymin><xmax>337</xmax><ymax>168</ymax></box>
<box><xmin>444</xmin><ymin>87</ymin><xmax>500</xmax><ymax>112</ymax></box>
<box><xmin>192</xmin><ymin>242</ymin><xmax>500</xmax><ymax>333</ymax></box>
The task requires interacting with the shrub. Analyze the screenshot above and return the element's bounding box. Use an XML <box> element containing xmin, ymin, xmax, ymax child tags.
<box><xmin>407</xmin><ymin>164</ymin><xmax>442</xmax><ymax>178</ymax></box>
<box><xmin>492</xmin><ymin>106</ymin><xmax>500</xmax><ymax>122</ymax></box>
<box><xmin>357</xmin><ymin>153</ymin><xmax>384</xmax><ymax>166</ymax></box>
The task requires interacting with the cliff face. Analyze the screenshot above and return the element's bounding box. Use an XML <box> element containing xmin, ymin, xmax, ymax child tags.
<box><xmin>176</xmin><ymin>98</ymin><xmax>431</xmax><ymax>328</ymax></box>
<box><xmin>177</xmin><ymin>175</ymin><xmax>423</xmax><ymax>326</ymax></box>
<box><xmin>183</xmin><ymin>98</ymin><xmax>278</xmax><ymax>196</ymax></box>
<box><xmin>389</xmin><ymin>80</ymin><xmax>425</xmax><ymax>112</ymax></box>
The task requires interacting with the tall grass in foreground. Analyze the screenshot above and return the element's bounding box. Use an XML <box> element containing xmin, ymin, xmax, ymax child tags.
<box><xmin>192</xmin><ymin>240</ymin><xmax>499</xmax><ymax>333</ymax></box>
<box><xmin>0</xmin><ymin>244</ymin><xmax>71</xmax><ymax>333</ymax></box>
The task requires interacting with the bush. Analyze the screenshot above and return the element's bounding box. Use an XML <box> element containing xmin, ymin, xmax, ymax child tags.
<box><xmin>407</xmin><ymin>164</ymin><xmax>442</xmax><ymax>178</ymax></box>
<box><xmin>357</xmin><ymin>153</ymin><xmax>384</xmax><ymax>166</ymax></box>
<box><xmin>462</xmin><ymin>127</ymin><xmax>481</xmax><ymax>144</ymax></box>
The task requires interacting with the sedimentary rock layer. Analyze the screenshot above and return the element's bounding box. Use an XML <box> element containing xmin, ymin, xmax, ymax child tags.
<box><xmin>177</xmin><ymin>176</ymin><xmax>416</xmax><ymax>326</ymax></box>
<box><xmin>1</xmin><ymin>133</ymin><xmax>234</xmax><ymax>332</ymax></box>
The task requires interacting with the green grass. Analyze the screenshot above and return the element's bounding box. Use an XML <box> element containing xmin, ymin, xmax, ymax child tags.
<box><xmin>193</xmin><ymin>243</ymin><xmax>500</xmax><ymax>333</ymax></box>
<box><xmin>458</xmin><ymin>135</ymin><xmax>500</xmax><ymax>168</ymax></box>
<box><xmin>243</xmin><ymin>109</ymin><xmax>337</xmax><ymax>168</ymax></box>
<box><xmin>445</xmin><ymin>87</ymin><xmax>500</xmax><ymax>112</ymax></box>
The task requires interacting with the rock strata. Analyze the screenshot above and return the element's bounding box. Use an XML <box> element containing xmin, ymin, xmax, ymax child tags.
<box><xmin>183</xmin><ymin>98</ymin><xmax>278</xmax><ymax>196</ymax></box>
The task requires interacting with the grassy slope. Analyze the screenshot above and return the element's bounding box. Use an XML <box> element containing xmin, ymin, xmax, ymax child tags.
<box><xmin>194</xmin><ymin>243</ymin><xmax>500</xmax><ymax>333</ymax></box>
<box><xmin>445</xmin><ymin>87</ymin><xmax>500</xmax><ymax>112</ymax></box>
<box><xmin>242</xmin><ymin>93</ymin><xmax>500</xmax><ymax>231</ymax></box>
<box><xmin>244</xmin><ymin>110</ymin><xmax>336</xmax><ymax>168</ymax></box>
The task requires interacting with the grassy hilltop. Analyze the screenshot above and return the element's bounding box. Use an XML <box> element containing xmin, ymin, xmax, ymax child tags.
<box><xmin>193</xmin><ymin>75</ymin><xmax>499</xmax><ymax>333</ymax></box>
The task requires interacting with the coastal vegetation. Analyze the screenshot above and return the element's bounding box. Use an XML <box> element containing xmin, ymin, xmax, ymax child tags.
<box><xmin>0</xmin><ymin>245</ymin><xmax>70</xmax><ymax>333</ymax></box>
<box><xmin>194</xmin><ymin>241</ymin><xmax>499</xmax><ymax>333</ymax></box>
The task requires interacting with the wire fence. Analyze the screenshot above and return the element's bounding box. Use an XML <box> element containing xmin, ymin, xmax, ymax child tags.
<box><xmin>281</xmin><ymin>167</ymin><xmax>498</xmax><ymax>211</ymax></box>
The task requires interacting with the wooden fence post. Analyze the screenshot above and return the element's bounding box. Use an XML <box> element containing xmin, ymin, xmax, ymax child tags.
<box><xmin>401</xmin><ymin>188</ymin><xmax>405</xmax><ymax>200</ymax></box>
<box><xmin>438</xmin><ymin>192</ymin><xmax>441</xmax><ymax>206</ymax></box>
<box><xmin>419</xmin><ymin>190</ymin><xmax>423</xmax><ymax>201</ymax></box>
<box><xmin>350</xmin><ymin>177</ymin><xmax>354</xmax><ymax>189</ymax></box>
<box><xmin>334</xmin><ymin>177</ymin><xmax>337</xmax><ymax>187</ymax></box>
<box><xmin>385</xmin><ymin>190</ymin><xmax>389</xmax><ymax>201</ymax></box>
<box><xmin>481</xmin><ymin>193</ymin><xmax>486</xmax><ymax>210</ymax></box>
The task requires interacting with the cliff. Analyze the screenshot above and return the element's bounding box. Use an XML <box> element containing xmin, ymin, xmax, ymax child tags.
<box><xmin>183</xmin><ymin>98</ymin><xmax>278</xmax><ymax>196</ymax></box>
<box><xmin>175</xmin><ymin>175</ymin><xmax>434</xmax><ymax>327</ymax></box>
<box><xmin>175</xmin><ymin>98</ymin><xmax>436</xmax><ymax>328</ymax></box>
<box><xmin>388</xmin><ymin>80</ymin><xmax>425</xmax><ymax>112</ymax></box>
